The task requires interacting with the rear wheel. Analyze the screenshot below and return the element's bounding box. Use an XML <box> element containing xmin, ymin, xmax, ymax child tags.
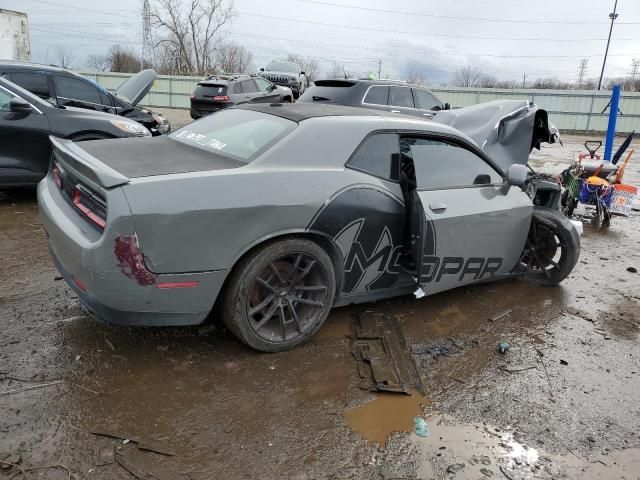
<box><xmin>518</xmin><ymin>207</ymin><xmax>580</xmax><ymax>285</ymax></box>
<box><xmin>222</xmin><ymin>238</ymin><xmax>336</xmax><ymax>352</ymax></box>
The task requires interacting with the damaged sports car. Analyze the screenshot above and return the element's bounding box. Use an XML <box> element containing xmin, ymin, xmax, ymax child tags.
<box><xmin>38</xmin><ymin>102</ymin><xmax>580</xmax><ymax>352</ymax></box>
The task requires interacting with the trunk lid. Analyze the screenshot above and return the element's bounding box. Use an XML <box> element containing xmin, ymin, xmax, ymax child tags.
<box><xmin>114</xmin><ymin>69</ymin><xmax>157</xmax><ymax>106</ymax></box>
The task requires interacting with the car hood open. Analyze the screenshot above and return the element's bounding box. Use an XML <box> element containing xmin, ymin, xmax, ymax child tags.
<box><xmin>433</xmin><ymin>100</ymin><xmax>560</xmax><ymax>171</ymax></box>
<box><xmin>114</xmin><ymin>69</ymin><xmax>157</xmax><ymax>106</ymax></box>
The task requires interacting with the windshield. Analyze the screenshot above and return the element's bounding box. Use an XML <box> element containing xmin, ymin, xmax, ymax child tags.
<box><xmin>170</xmin><ymin>109</ymin><xmax>296</xmax><ymax>162</ymax></box>
<box><xmin>266</xmin><ymin>62</ymin><xmax>298</xmax><ymax>73</ymax></box>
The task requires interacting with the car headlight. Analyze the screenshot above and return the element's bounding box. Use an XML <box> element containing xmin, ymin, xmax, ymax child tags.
<box><xmin>152</xmin><ymin>113</ymin><xmax>171</xmax><ymax>134</ymax></box>
<box><xmin>110</xmin><ymin>120</ymin><xmax>151</xmax><ymax>137</ymax></box>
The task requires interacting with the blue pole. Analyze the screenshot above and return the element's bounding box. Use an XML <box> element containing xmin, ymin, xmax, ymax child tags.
<box><xmin>604</xmin><ymin>84</ymin><xmax>621</xmax><ymax>161</ymax></box>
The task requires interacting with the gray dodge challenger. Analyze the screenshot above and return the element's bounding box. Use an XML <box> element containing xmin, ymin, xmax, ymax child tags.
<box><xmin>38</xmin><ymin>101</ymin><xmax>579</xmax><ymax>351</ymax></box>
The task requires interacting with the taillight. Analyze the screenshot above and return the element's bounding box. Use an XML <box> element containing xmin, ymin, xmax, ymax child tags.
<box><xmin>52</xmin><ymin>164</ymin><xmax>62</xmax><ymax>189</ymax></box>
<box><xmin>213</xmin><ymin>95</ymin><xmax>230</xmax><ymax>101</ymax></box>
<box><xmin>72</xmin><ymin>185</ymin><xmax>107</xmax><ymax>230</ymax></box>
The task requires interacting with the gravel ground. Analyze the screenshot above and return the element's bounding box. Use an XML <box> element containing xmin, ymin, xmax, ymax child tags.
<box><xmin>1</xmin><ymin>121</ymin><xmax>639</xmax><ymax>479</ymax></box>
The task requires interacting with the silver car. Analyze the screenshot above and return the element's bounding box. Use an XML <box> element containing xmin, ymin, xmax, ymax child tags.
<box><xmin>38</xmin><ymin>102</ymin><xmax>579</xmax><ymax>352</ymax></box>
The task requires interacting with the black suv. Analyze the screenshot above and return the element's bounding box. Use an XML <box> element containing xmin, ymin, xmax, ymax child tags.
<box><xmin>0</xmin><ymin>61</ymin><xmax>170</xmax><ymax>135</ymax></box>
<box><xmin>298</xmin><ymin>79</ymin><xmax>450</xmax><ymax>119</ymax></box>
<box><xmin>190</xmin><ymin>74</ymin><xmax>294</xmax><ymax>119</ymax></box>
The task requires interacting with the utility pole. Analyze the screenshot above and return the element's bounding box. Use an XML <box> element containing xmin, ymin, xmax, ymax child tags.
<box><xmin>631</xmin><ymin>59</ymin><xmax>640</xmax><ymax>92</ymax></box>
<box><xmin>522</xmin><ymin>72</ymin><xmax>526</xmax><ymax>88</ymax></box>
<box><xmin>577</xmin><ymin>58</ymin><xmax>588</xmax><ymax>86</ymax></box>
<box><xmin>597</xmin><ymin>0</ymin><xmax>618</xmax><ymax>90</ymax></box>
<box><xmin>378</xmin><ymin>59</ymin><xmax>382</xmax><ymax>79</ymax></box>
<box><xmin>142</xmin><ymin>0</ymin><xmax>152</xmax><ymax>71</ymax></box>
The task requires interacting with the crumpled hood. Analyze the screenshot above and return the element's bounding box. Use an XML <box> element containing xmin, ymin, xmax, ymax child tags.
<box><xmin>114</xmin><ymin>69</ymin><xmax>157</xmax><ymax>106</ymax></box>
<box><xmin>433</xmin><ymin>100</ymin><xmax>560</xmax><ymax>171</ymax></box>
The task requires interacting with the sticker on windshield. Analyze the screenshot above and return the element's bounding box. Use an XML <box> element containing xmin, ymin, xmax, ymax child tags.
<box><xmin>174</xmin><ymin>130</ymin><xmax>227</xmax><ymax>151</ymax></box>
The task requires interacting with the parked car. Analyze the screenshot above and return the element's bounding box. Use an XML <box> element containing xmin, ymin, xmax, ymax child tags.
<box><xmin>258</xmin><ymin>60</ymin><xmax>307</xmax><ymax>99</ymax></box>
<box><xmin>0</xmin><ymin>77</ymin><xmax>151</xmax><ymax>188</ymax></box>
<box><xmin>190</xmin><ymin>74</ymin><xmax>293</xmax><ymax>119</ymax></box>
<box><xmin>298</xmin><ymin>78</ymin><xmax>450</xmax><ymax>119</ymax></box>
<box><xmin>0</xmin><ymin>61</ymin><xmax>170</xmax><ymax>135</ymax></box>
<box><xmin>39</xmin><ymin>102</ymin><xmax>579</xmax><ymax>352</ymax></box>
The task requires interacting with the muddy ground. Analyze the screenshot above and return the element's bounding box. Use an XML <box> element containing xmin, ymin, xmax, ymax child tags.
<box><xmin>1</xmin><ymin>113</ymin><xmax>639</xmax><ymax>479</ymax></box>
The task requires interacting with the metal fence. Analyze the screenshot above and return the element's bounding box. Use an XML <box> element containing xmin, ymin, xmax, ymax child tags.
<box><xmin>80</xmin><ymin>71</ymin><xmax>640</xmax><ymax>133</ymax></box>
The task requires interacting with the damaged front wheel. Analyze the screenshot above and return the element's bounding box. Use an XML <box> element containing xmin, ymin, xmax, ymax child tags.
<box><xmin>517</xmin><ymin>207</ymin><xmax>580</xmax><ymax>286</ymax></box>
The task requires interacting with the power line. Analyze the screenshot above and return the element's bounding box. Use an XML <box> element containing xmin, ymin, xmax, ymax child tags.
<box><xmin>293</xmin><ymin>0</ymin><xmax>640</xmax><ymax>25</ymax></box>
<box><xmin>22</xmin><ymin>0</ymin><xmax>137</xmax><ymax>17</ymax></box>
<box><xmin>236</xmin><ymin>11</ymin><xmax>639</xmax><ymax>43</ymax></box>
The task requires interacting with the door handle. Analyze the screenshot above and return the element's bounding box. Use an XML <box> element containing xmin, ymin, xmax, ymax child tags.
<box><xmin>390</xmin><ymin>110</ymin><xmax>400</xmax><ymax>113</ymax></box>
<box><xmin>423</xmin><ymin>113</ymin><xmax>433</xmax><ymax>118</ymax></box>
<box><xmin>429</xmin><ymin>202</ymin><xmax>447</xmax><ymax>212</ymax></box>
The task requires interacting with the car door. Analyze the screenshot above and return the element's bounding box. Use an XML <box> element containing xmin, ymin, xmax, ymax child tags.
<box><xmin>388</xmin><ymin>86</ymin><xmax>420</xmax><ymax>117</ymax></box>
<box><xmin>52</xmin><ymin>74</ymin><xmax>114</xmax><ymax>113</ymax></box>
<box><xmin>401</xmin><ymin>134</ymin><xmax>532</xmax><ymax>295</ymax></box>
<box><xmin>411</xmin><ymin>88</ymin><xmax>443</xmax><ymax>120</ymax></box>
<box><xmin>240</xmin><ymin>79</ymin><xmax>260</xmax><ymax>103</ymax></box>
<box><xmin>254</xmin><ymin>77</ymin><xmax>280</xmax><ymax>103</ymax></box>
<box><xmin>0</xmin><ymin>85</ymin><xmax>51</xmax><ymax>186</ymax></box>
<box><xmin>361</xmin><ymin>85</ymin><xmax>390</xmax><ymax>112</ymax></box>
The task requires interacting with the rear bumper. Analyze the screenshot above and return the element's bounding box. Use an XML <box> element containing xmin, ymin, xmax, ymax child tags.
<box><xmin>38</xmin><ymin>176</ymin><xmax>228</xmax><ymax>327</ymax></box>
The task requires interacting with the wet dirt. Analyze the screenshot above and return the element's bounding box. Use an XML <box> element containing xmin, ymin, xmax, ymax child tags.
<box><xmin>1</xmin><ymin>132</ymin><xmax>640</xmax><ymax>479</ymax></box>
<box><xmin>344</xmin><ymin>390</ymin><xmax>426</xmax><ymax>448</ymax></box>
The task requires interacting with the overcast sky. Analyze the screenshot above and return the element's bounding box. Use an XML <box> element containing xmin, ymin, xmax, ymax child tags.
<box><xmin>5</xmin><ymin>0</ymin><xmax>640</xmax><ymax>85</ymax></box>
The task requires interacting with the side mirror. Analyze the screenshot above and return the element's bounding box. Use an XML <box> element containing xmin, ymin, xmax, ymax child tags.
<box><xmin>507</xmin><ymin>164</ymin><xmax>527</xmax><ymax>186</ymax></box>
<box><xmin>260</xmin><ymin>68</ymin><xmax>264</xmax><ymax>72</ymax></box>
<box><xmin>269</xmin><ymin>84</ymin><xmax>277</xmax><ymax>91</ymax></box>
<box><xmin>444</xmin><ymin>102</ymin><xmax>451</xmax><ymax>110</ymax></box>
<box><xmin>10</xmin><ymin>98</ymin><xmax>32</xmax><ymax>115</ymax></box>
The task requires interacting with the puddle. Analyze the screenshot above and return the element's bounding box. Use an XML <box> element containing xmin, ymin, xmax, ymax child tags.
<box><xmin>344</xmin><ymin>390</ymin><xmax>425</xmax><ymax>447</ymax></box>
<box><xmin>314</xmin><ymin>309</ymin><xmax>353</xmax><ymax>339</ymax></box>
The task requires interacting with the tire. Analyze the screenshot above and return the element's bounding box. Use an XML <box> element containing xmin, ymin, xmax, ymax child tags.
<box><xmin>282</xmin><ymin>96</ymin><xmax>292</xmax><ymax>103</ymax></box>
<box><xmin>521</xmin><ymin>207</ymin><xmax>580</xmax><ymax>286</ymax></box>
<box><xmin>222</xmin><ymin>238</ymin><xmax>336</xmax><ymax>352</ymax></box>
<box><xmin>70</xmin><ymin>133</ymin><xmax>111</xmax><ymax>142</ymax></box>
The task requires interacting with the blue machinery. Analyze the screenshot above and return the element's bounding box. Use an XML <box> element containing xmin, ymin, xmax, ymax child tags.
<box><xmin>604</xmin><ymin>84</ymin><xmax>621</xmax><ymax>161</ymax></box>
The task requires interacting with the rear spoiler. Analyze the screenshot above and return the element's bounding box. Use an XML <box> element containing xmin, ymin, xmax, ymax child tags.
<box><xmin>50</xmin><ymin>136</ymin><xmax>129</xmax><ymax>188</ymax></box>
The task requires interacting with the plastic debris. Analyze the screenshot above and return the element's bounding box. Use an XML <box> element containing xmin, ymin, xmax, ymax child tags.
<box><xmin>497</xmin><ymin>342</ymin><xmax>510</xmax><ymax>354</ymax></box>
<box><xmin>627</xmin><ymin>267</ymin><xmax>638</xmax><ymax>273</ymax></box>
<box><xmin>489</xmin><ymin>309</ymin><xmax>512</xmax><ymax>322</ymax></box>
<box><xmin>570</xmin><ymin>220</ymin><xmax>584</xmax><ymax>236</ymax></box>
<box><xmin>413</xmin><ymin>287</ymin><xmax>426</xmax><ymax>299</ymax></box>
<box><xmin>413</xmin><ymin>417</ymin><xmax>430</xmax><ymax>437</ymax></box>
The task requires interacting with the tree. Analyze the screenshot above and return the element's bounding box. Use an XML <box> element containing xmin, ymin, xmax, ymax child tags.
<box><xmin>213</xmin><ymin>42</ymin><xmax>253</xmax><ymax>74</ymax></box>
<box><xmin>327</xmin><ymin>62</ymin><xmax>354</xmax><ymax>79</ymax></box>
<box><xmin>452</xmin><ymin>66</ymin><xmax>484</xmax><ymax>87</ymax></box>
<box><xmin>286</xmin><ymin>54</ymin><xmax>320</xmax><ymax>83</ymax></box>
<box><xmin>150</xmin><ymin>0</ymin><xmax>235</xmax><ymax>75</ymax></box>
<box><xmin>107</xmin><ymin>45</ymin><xmax>142</xmax><ymax>73</ymax></box>
<box><xmin>53</xmin><ymin>45</ymin><xmax>75</xmax><ymax>69</ymax></box>
<box><xmin>86</xmin><ymin>53</ymin><xmax>110</xmax><ymax>72</ymax></box>
<box><xmin>406</xmin><ymin>70</ymin><xmax>425</xmax><ymax>85</ymax></box>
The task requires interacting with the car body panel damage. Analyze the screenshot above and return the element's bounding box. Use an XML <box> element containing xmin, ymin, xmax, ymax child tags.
<box><xmin>433</xmin><ymin>100</ymin><xmax>560</xmax><ymax>171</ymax></box>
<box><xmin>114</xmin><ymin>235</ymin><xmax>157</xmax><ymax>286</ymax></box>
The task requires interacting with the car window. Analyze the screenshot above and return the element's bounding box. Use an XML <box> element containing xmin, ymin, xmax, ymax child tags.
<box><xmin>348</xmin><ymin>133</ymin><xmax>399</xmax><ymax>181</ymax></box>
<box><xmin>412</xmin><ymin>88</ymin><xmax>441</xmax><ymax>111</ymax></box>
<box><xmin>242</xmin><ymin>79</ymin><xmax>258</xmax><ymax>94</ymax></box>
<box><xmin>0</xmin><ymin>87</ymin><xmax>16</xmax><ymax>111</ymax></box>
<box><xmin>389</xmin><ymin>86</ymin><xmax>414</xmax><ymax>108</ymax></box>
<box><xmin>400</xmin><ymin>137</ymin><xmax>502</xmax><ymax>190</ymax></box>
<box><xmin>170</xmin><ymin>109</ymin><xmax>296</xmax><ymax>162</ymax></box>
<box><xmin>363</xmin><ymin>86</ymin><xmax>389</xmax><ymax>106</ymax></box>
<box><xmin>54</xmin><ymin>75</ymin><xmax>102</xmax><ymax>105</ymax></box>
<box><xmin>232</xmin><ymin>82</ymin><xmax>243</xmax><ymax>94</ymax></box>
<box><xmin>254</xmin><ymin>77</ymin><xmax>272</xmax><ymax>92</ymax></box>
<box><xmin>195</xmin><ymin>84</ymin><xmax>227</xmax><ymax>97</ymax></box>
<box><xmin>6</xmin><ymin>72</ymin><xmax>51</xmax><ymax>100</ymax></box>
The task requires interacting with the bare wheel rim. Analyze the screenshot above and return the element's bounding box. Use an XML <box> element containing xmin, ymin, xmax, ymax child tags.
<box><xmin>519</xmin><ymin>220</ymin><xmax>568</xmax><ymax>279</ymax></box>
<box><xmin>247</xmin><ymin>252</ymin><xmax>329</xmax><ymax>343</ymax></box>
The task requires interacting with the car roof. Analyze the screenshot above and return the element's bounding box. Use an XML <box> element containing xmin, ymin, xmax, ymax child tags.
<box><xmin>0</xmin><ymin>60</ymin><xmax>74</xmax><ymax>74</ymax></box>
<box><xmin>199</xmin><ymin>74</ymin><xmax>254</xmax><ymax>85</ymax></box>
<box><xmin>235</xmin><ymin>102</ymin><xmax>393</xmax><ymax>122</ymax></box>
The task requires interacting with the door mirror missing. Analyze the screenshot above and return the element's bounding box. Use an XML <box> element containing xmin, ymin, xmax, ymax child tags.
<box><xmin>10</xmin><ymin>98</ymin><xmax>32</xmax><ymax>115</ymax></box>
